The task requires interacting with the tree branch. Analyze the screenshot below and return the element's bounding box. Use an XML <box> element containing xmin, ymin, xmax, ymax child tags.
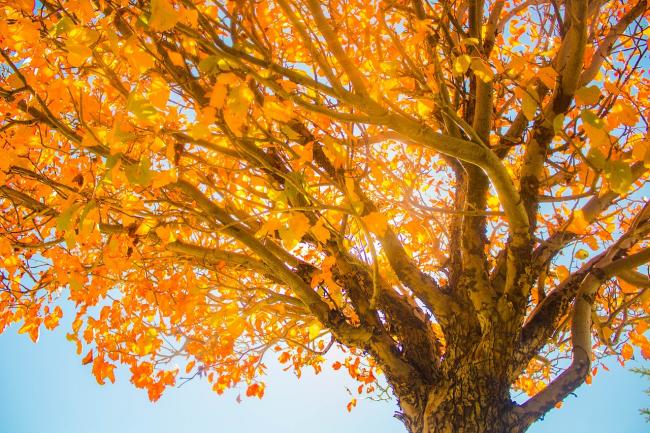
<box><xmin>515</xmin><ymin>201</ymin><xmax>650</xmax><ymax>377</ymax></box>
<box><xmin>579</xmin><ymin>0</ymin><xmax>648</xmax><ymax>86</ymax></box>
<box><xmin>515</xmin><ymin>244</ymin><xmax>650</xmax><ymax>425</ymax></box>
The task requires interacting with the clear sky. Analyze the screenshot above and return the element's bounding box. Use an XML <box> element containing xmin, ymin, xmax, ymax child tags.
<box><xmin>0</xmin><ymin>314</ymin><xmax>648</xmax><ymax>433</ymax></box>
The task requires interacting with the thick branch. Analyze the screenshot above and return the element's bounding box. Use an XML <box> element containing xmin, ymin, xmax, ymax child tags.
<box><xmin>166</xmin><ymin>240</ymin><xmax>271</xmax><ymax>274</ymax></box>
<box><xmin>374</xmin><ymin>126</ymin><xmax>530</xmax><ymax>244</ymax></box>
<box><xmin>378</xmin><ymin>228</ymin><xmax>458</xmax><ymax>325</ymax></box>
<box><xmin>514</xmin><ymin>272</ymin><xmax>598</xmax><ymax>425</ymax></box>
<box><xmin>515</xmin><ymin>246</ymin><xmax>650</xmax><ymax>425</ymax></box>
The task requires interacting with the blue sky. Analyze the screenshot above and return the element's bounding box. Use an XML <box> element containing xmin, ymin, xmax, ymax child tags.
<box><xmin>0</xmin><ymin>318</ymin><xmax>647</xmax><ymax>433</ymax></box>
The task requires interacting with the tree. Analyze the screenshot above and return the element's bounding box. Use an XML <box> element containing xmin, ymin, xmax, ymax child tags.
<box><xmin>0</xmin><ymin>0</ymin><xmax>649</xmax><ymax>431</ymax></box>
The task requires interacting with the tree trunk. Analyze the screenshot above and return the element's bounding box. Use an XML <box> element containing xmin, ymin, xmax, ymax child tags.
<box><xmin>394</xmin><ymin>368</ymin><xmax>526</xmax><ymax>433</ymax></box>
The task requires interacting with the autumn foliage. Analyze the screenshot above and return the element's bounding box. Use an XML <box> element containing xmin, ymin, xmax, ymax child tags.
<box><xmin>0</xmin><ymin>1</ymin><xmax>649</xmax><ymax>432</ymax></box>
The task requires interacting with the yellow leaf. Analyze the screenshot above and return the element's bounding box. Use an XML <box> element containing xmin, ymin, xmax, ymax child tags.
<box><xmin>150</xmin><ymin>136</ymin><xmax>167</xmax><ymax>152</ymax></box>
<box><xmin>537</xmin><ymin>66</ymin><xmax>557</xmax><ymax>89</ymax></box>
<box><xmin>209</xmin><ymin>74</ymin><xmax>237</xmax><ymax>108</ymax></box>
<box><xmin>168</xmin><ymin>51</ymin><xmax>185</xmax><ymax>67</ymax></box>
<box><xmin>256</xmin><ymin>218</ymin><xmax>282</xmax><ymax>238</ymax></box>
<box><xmin>224</xmin><ymin>84</ymin><xmax>254</xmax><ymax>134</ymax></box>
<box><xmin>279</xmin><ymin>213</ymin><xmax>310</xmax><ymax>249</ymax></box>
<box><xmin>155</xmin><ymin>225</ymin><xmax>177</xmax><ymax>244</ymax></box>
<box><xmin>470</xmin><ymin>58</ymin><xmax>494</xmax><ymax>83</ymax></box>
<box><xmin>245</xmin><ymin>383</ymin><xmax>265</xmax><ymax>398</ymax></box>
<box><xmin>610</xmin><ymin>101</ymin><xmax>639</xmax><ymax>127</ymax></box>
<box><xmin>308</xmin><ymin>322</ymin><xmax>322</xmax><ymax>340</ymax></box>
<box><xmin>453</xmin><ymin>55</ymin><xmax>471</xmax><ymax>75</ymax></box>
<box><xmin>166</xmin><ymin>141</ymin><xmax>176</xmax><ymax>163</ymax></box>
<box><xmin>149</xmin><ymin>0</ymin><xmax>179</xmax><ymax>32</ymax></box>
<box><xmin>124</xmin><ymin>38</ymin><xmax>156</xmax><ymax>73</ymax></box>
<box><xmin>135</xmin><ymin>218</ymin><xmax>156</xmax><ymax>236</ymax></box>
<box><xmin>575</xmin><ymin>86</ymin><xmax>600</xmax><ymax>106</ymax></box>
<box><xmin>632</xmin><ymin>140</ymin><xmax>650</xmax><ymax>167</ymax></box>
<box><xmin>506</xmin><ymin>55</ymin><xmax>526</xmax><ymax>77</ymax></box>
<box><xmin>567</xmin><ymin>210</ymin><xmax>589</xmax><ymax>234</ymax></box>
<box><xmin>583</xmin><ymin>122</ymin><xmax>610</xmax><ymax>150</ymax></box>
<box><xmin>126</xmin><ymin>93</ymin><xmax>158</xmax><ymax>121</ymax></box>
<box><xmin>322</xmin><ymin>136</ymin><xmax>347</xmax><ymax>169</ymax></box>
<box><xmin>66</xmin><ymin>42</ymin><xmax>92</xmax><ymax>67</ymax></box>
<box><xmin>574</xmin><ymin>249</ymin><xmax>589</xmax><ymax>260</ymax></box>
<box><xmin>149</xmin><ymin>74</ymin><xmax>170</xmax><ymax>110</ymax></box>
<box><xmin>66</xmin><ymin>27</ymin><xmax>99</xmax><ymax>67</ymax></box>
<box><xmin>191</xmin><ymin>107</ymin><xmax>216</xmax><ymax>139</ymax></box>
<box><xmin>555</xmin><ymin>265</ymin><xmax>570</xmax><ymax>281</ymax></box>
<box><xmin>151</xmin><ymin>169</ymin><xmax>178</xmax><ymax>188</ymax></box>
<box><xmin>263</xmin><ymin>98</ymin><xmax>293</xmax><ymax>122</ymax></box>
<box><xmin>18</xmin><ymin>321</ymin><xmax>39</xmax><ymax>343</ymax></box>
<box><xmin>552</xmin><ymin>114</ymin><xmax>565</xmax><ymax>135</ymax></box>
<box><xmin>181</xmin><ymin>8</ymin><xmax>199</xmax><ymax>27</ymax></box>
<box><xmin>522</xmin><ymin>89</ymin><xmax>538</xmax><ymax>120</ymax></box>
<box><xmin>210</xmin><ymin>82</ymin><xmax>228</xmax><ymax>109</ymax></box>
<box><xmin>416</xmin><ymin>99</ymin><xmax>434</xmax><ymax>117</ymax></box>
<box><xmin>487</xmin><ymin>195</ymin><xmax>500</xmax><ymax>210</ymax></box>
<box><xmin>293</xmin><ymin>141</ymin><xmax>313</xmax><ymax>169</ymax></box>
<box><xmin>190</xmin><ymin>122</ymin><xmax>211</xmax><ymax>140</ymax></box>
<box><xmin>43</xmin><ymin>305</ymin><xmax>63</xmax><ymax>330</ymax></box>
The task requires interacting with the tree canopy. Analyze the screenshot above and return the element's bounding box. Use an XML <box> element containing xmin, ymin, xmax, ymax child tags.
<box><xmin>0</xmin><ymin>1</ymin><xmax>649</xmax><ymax>432</ymax></box>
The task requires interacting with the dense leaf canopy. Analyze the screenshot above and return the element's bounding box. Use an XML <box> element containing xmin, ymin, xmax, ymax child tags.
<box><xmin>0</xmin><ymin>1</ymin><xmax>649</xmax><ymax>430</ymax></box>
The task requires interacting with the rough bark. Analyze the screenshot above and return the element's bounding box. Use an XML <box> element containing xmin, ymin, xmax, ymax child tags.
<box><xmin>390</xmin><ymin>313</ymin><xmax>527</xmax><ymax>433</ymax></box>
<box><xmin>393</xmin><ymin>366</ymin><xmax>523</xmax><ymax>433</ymax></box>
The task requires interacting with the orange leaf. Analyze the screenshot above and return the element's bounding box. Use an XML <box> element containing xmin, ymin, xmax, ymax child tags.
<box><xmin>311</xmin><ymin>218</ymin><xmax>330</xmax><ymax>243</ymax></box>
<box><xmin>361</xmin><ymin>212</ymin><xmax>388</xmax><ymax>236</ymax></box>
<box><xmin>149</xmin><ymin>0</ymin><xmax>179</xmax><ymax>31</ymax></box>
<box><xmin>567</xmin><ymin>210</ymin><xmax>589</xmax><ymax>234</ymax></box>
<box><xmin>245</xmin><ymin>383</ymin><xmax>265</xmax><ymax>399</ymax></box>
<box><xmin>621</xmin><ymin>343</ymin><xmax>634</xmax><ymax>360</ymax></box>
<box><xmin>279</xmin><ymin>213</ymin><xmax>310</xmax><ymax>249</ymax></box>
